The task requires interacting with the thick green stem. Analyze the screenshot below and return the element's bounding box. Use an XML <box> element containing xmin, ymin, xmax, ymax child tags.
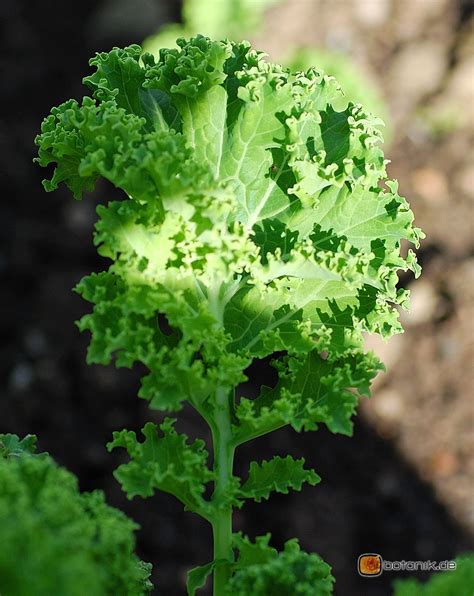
<box><xmin>211</xmin><ymin>387</ymin><xmax>235</xmax><ymax>595</ymax></box>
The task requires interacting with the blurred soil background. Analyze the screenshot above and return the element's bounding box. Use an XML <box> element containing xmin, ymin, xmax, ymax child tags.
<box><xmin>1</xmin><ymin>1</ymin><xmax>473</xmax><ymax>594</ymax></box>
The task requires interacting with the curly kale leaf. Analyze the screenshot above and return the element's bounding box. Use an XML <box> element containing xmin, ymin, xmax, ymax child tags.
<box><xmin>225</xmin><ymin>533</ymin><xmax>335</xmax><ymax>595</ymax></box>
<box><xmin>0</xmin><ymin>441</ymin><xmax>152</xmax><ymax>595</ymax></box>
<box><xmin>108</xmin><ymin>418</ymin><xmax>214</xmax><ymax>519</ymax></box>
<box><xmin>238</xmin><ymin>455</ymin><xmax>320</xmax><ymax>503</ymax></box>
<box><xmin>36</xmin><ymin>33</ymin><xmax>422</xmax><ymax>440</ymax></box>
<box><xmin>0</xmin><ymin>433</ymin><xmax>46</xmax><ymax>459</ymax></box>
<box><xmin>235</xmin><ymin>350</ymin><xmax>383</xmax><ymax>443</ymax></box>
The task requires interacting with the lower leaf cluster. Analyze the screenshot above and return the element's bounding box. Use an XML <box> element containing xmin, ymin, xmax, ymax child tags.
<box><xmin>0</xmin><ymin>435</ymin><xmax>152</xmax><ymax>596</ymax></box>
<box><xmin>187</xmin><ymin>533</ymin><xmax>335</xmax><ymax>596</ymax></box>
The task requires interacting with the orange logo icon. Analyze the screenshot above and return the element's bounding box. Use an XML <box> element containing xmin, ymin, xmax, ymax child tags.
<box><xmin>358</xmin><ymin>553</ymin><xmax>383</xmax><ymax>577</ymax></box>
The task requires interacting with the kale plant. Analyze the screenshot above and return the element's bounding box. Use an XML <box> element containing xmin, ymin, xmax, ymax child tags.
<box><xmin>393</xmin><ymin>555</ymin><xmax>474</xmax><ymax>596</ymax></box>
<box><xmin>35</xmin><ymin>36</ymin><xmax>422</xmax><ymax>594</ymax></box>
<box><xmin>0</xmin><ymin>434</ymin><xmax>151</xmax><ymax>595</ymax></box>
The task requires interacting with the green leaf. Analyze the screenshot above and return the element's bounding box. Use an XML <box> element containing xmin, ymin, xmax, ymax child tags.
<box><xmin>186</xmin><ymin>561</ymin><xmax>214</xmax><ymax>596</ymax></box>
<box><xmin>83</xmin><ymin>45</ymin><xmax>180</xmax><ymax>132</ymax></box>
<box><xmin>187</xmin><ymin>559</ymin><xmax>233</xmax><ymax>595</ymax></box>
<box><xmin>37</xmin><ymin>39</ymin><xmax>422</xmax><ymax>385</ymax></box>
<box><xmin>287</xmin><ymin>47</ymin><xmax>391</xmax><ymax>141</ymax></box>
<box><xmin>227</xmin><ymin>535</ymin><xmax>334</xmax><ymax>595</ymax></box>
<box><xmin>179</xmin><ymin>84</ymin><xmax>228</xmax><ymax>176</ymax></box>
<box><xmin>235</xmin><ymin>350</ymin><xmax>383</xmax><ymax>444</ymax></box>
<box><xmin>239</xmin><ymin>456</ymin><xmax>320</xmax><ymax>503</ymax></box>
<box><xmin>75</xmin><ymin>270</ymin><xmax>248</xmax><ymax>411</ymax></box>
<box><xmin>186</xmin><ymin>559</ymin><xmax>230</xmax><ymax>596</ymax></box>
<box><xmin>0</xmin><ymin>434</ymin><xmax>46</xmax><ymax>459</ymax></box>
<box><xmin>145</xmin><ymin>36</ymin><xmax>232</xmax><ymax>99</ymax></box>
<box><xmin>35</xmin><ymin>94</ymin><xmax>214</xmax><ymax>203</ymax></box>
<box><xmin>220</xmin><ymin>60</ymin><xmax>294</xmax><ymax>225</ymax></box>
<box><xmin>232</xmin><ymin>532</ymin><xmax>277</xmax><ymax>568</ymax></box>
<box><xmin>145</xmin><ymin>37</ymin><xmax>232</xmax><ymax>176</ymax></box>
<box><xmin>0</xmin><ymin>448</ymin><xmax>152</xmax><ymax>595</ymax></box>
<box><xmin>76</xmin><ymin>271</ymin><xmax>201</xmax><ymax>410</ymax></box>
<box><xmin>36</xmin><ymin>34</ymin><xmax>422</xmax><ymax>502</ymax></box>
<box><xmin>107</xmin><ymin>419</ymin><xmax>213</xmax><ymax>519</ymax></box>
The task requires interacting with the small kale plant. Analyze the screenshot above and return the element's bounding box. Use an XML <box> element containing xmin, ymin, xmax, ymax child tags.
<box><xmin>0</xmin><ymin>434</ymin><xmax>151</xmax><ymax>595</ymax></box>
<box><xmin>35</xmin><ymin>36</ymin><xmax>422</xmax><ymax>594</ymax></box>
<box><xmin>393</xmin><ymin>554</ymin><xmax>474</xmax><ymax>596</ymax></box>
